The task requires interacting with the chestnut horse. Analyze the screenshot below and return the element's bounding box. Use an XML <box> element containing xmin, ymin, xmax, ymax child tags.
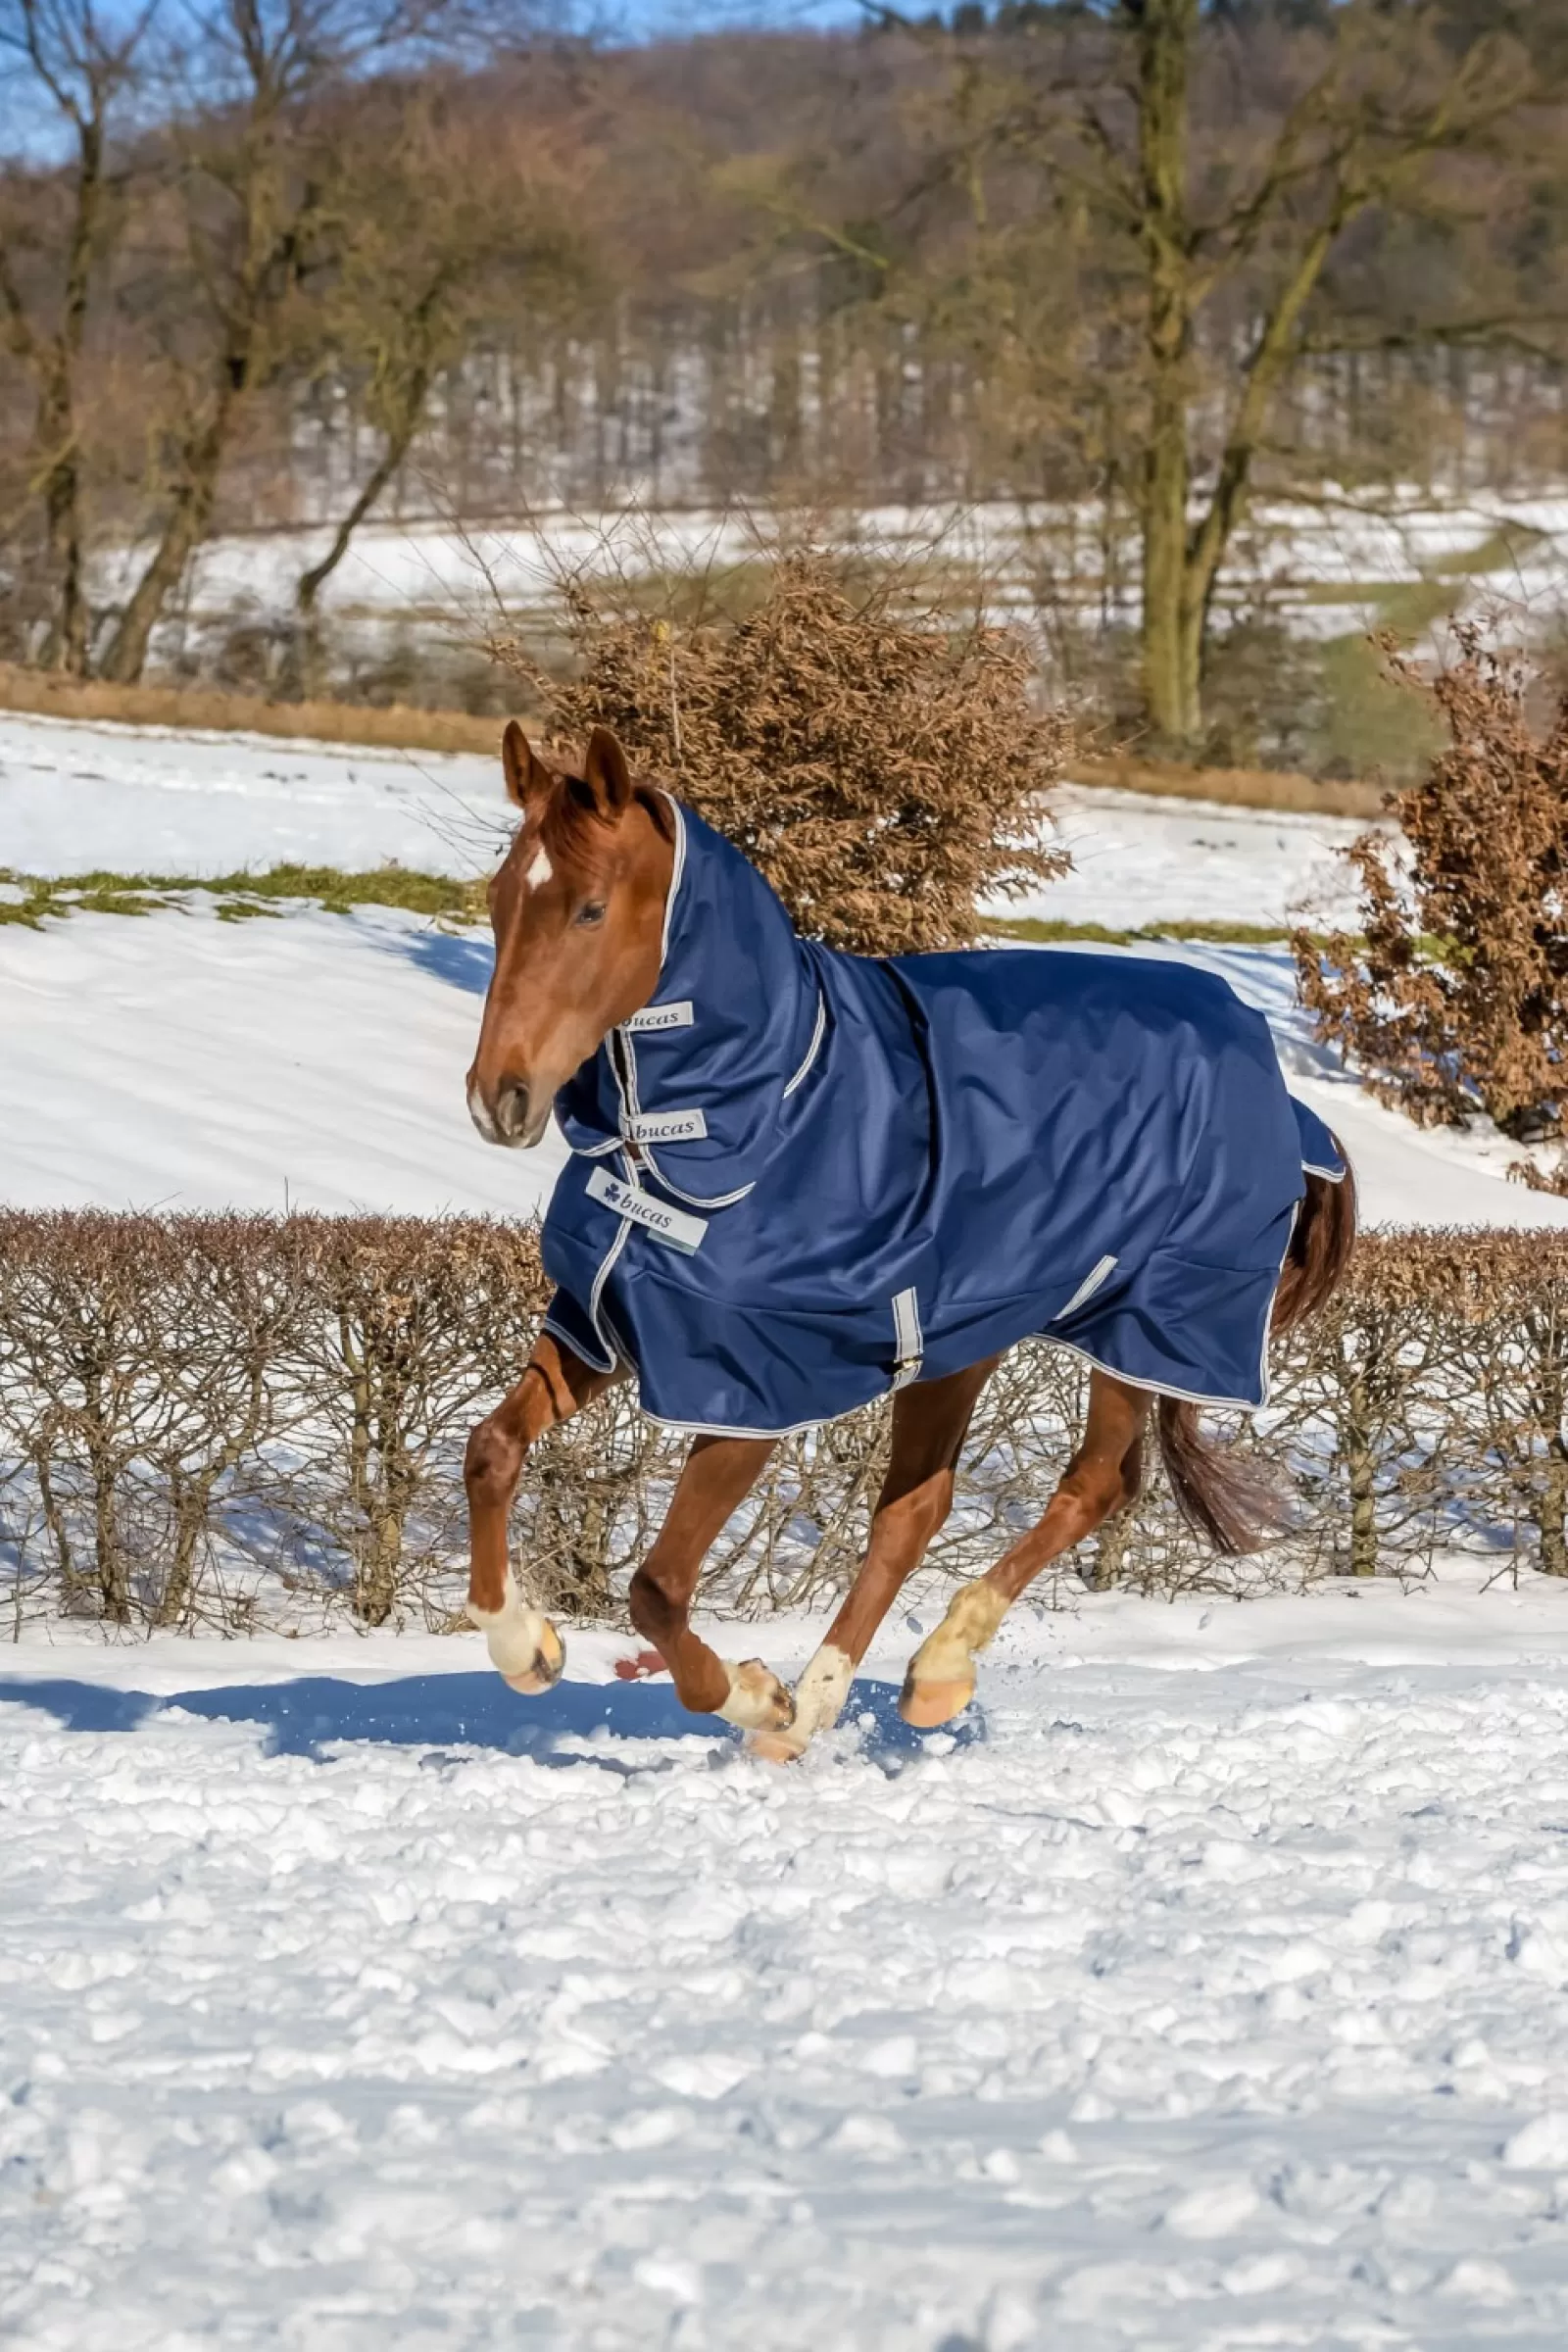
<box><xmin>464</xmin><ymin>723</ymin><xmax>1356</xmax><ymax>1758</ymax></box>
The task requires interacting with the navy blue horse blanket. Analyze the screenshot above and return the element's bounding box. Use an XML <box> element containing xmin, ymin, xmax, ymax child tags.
<box><xmin>541</xmin><ymin>802</ymin><xmax>1345</xmax><ymax>1436</ymax></box>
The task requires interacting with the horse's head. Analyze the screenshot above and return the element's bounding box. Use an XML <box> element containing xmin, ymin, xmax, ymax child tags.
<box><xmin>466</xmin><ymin>720</ymin><xmax>675</xmax><ymax>1150</ymax></box>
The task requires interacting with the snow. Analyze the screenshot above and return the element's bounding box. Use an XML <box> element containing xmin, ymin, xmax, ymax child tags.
<box><xmin>1030</xmin><ymin>784</ymin><xmax>1374</xmax><ymax>931</ymax></box>
<box><xmin>0</xmin><ymin>704</ymin><xmax>1374</xmax><ymax>925</ymax></box>
<box><xmin>6</xmin><ymin>1566</ymin><xmax>1568</xmax><ymax>2348</ymax></box>
<box><xmin>4</xmin><ymin>707</ymin><xmax>1566</xmax><ymax>1225</ymax></box>
<box><xmin>140</xmin><ymin>488</ymin><xmax>1568</xmax><ymax>639</ymax></box>
<box><xmin>0</xmin><ymin>897</ymin><xmax>564</xmax><ymax>1218</ymax></box>
<box><xmin>0</xmin><ymin>709</ymin><xmax>510</xmax><ymax>882</ymax></box>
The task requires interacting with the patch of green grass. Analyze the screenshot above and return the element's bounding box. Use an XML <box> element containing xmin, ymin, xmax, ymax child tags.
<box><xmin>981</xmin><ymin>914</ymin><xmax>1309</xmax><ymax>948</ymax></box>
<box><xmin>0</xmin><ymin>862</ymin><xmax>486</xmax><ymax>930</ymax></box>
<box><xmin>1283</xmin><ymin>520</ymin><xmax>1546</xmax><ymax>786</ymax></box>
<box><xmin>1427</xmin><ymin>521</ymin><xmax>1544</xmax><ymax>582</ymax></box>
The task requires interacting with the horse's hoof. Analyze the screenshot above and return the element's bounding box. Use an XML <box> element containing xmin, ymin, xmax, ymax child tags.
<box><xmin>503</xmin><ymin>1617</ymin><xmax>565</xmax><ymax>1695</ymax></box>
<box><xmin>898</xmin><ymin>1671</ymin><xmax>973</xmax><ymax>1729</ymax></box>
<box><xmin>747</xmin><ymin>1724</ymin><xmax>808</xmax><ymax>1765</ymax></box>
<box><xmin>717</xmin><ymin>1658</ymin><xmax>796</xmax><ymax>1733</ymax></box>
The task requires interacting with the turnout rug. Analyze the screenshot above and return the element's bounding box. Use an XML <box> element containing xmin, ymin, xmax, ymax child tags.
<box><xmin>542</xmin><ymin>802</ymin><xmax>1345</xmax><ymax>1436</ymax></box>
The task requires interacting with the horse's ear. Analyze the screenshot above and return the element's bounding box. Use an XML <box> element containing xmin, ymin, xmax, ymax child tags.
<box><xmin>582</xmin><ymin>724</ymin><xmax>634</xmax><ymax>821</ymax></box>
<box><xmin>501</xmin><ymin>720</ymin><xmax>553</xmax><ymax>815</ymax></box>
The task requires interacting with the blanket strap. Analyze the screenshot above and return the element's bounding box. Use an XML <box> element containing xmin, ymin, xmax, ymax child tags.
<box><xmin>890</xmin><ymin>1286</ymin><xmax>924</xmax><ymax>1392</ymax></box>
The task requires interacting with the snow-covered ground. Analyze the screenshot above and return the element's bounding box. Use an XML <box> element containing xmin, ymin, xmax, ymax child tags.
<box><xmin>124</xmin><ymin>487</ymin><xmax>1568</xmax><ymax>649</ymax></box>
<box><xmin>0</xmin><ymin>709</ymin><xmax>512</xmax><ymax>881</ymax></box>
<box><xmin>0</xmin><ymin>704</ymin><xmax>1371</xmax><ymax>923</ymax></box>
<box><xmin>0</xmin><ymin>897</ymin><xmax>567</xmax><ymax>1217</ymax></box>
<box><xmin>6</xmin><ymin>1568</ymin><xmax>1568</xmax><ymax>2348</ymax></box>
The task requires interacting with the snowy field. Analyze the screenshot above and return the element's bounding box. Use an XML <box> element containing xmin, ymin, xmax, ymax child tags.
<box><xmin>2</xmin><ymin>705</ymin><xmax>1565</xmax><ymax>1226</ymax></box>
<box><xmin>126</xmin><ymin>486</ymin><xmax>1568</xmax><ymax>654</ymax></box>
<box><xmin>6</xmin><ymin>1572</ymin><xmax>1568</xmax><ymax>2348</ymax></box>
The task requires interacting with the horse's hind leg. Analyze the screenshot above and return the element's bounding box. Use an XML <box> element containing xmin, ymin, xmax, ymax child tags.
<box><xmin>752</xmin><ymin>1358</ymin><xmax>1000</xmax><ymax>1762</ymax></box>
<box><xmin>466</xmin><ymin>1336</ymin><xmax>618</xmax><ymax>1691</ymax></box>
<box><xmin>900</xmin><ymin>1370</ymin><xmax>1149</xmax><ymax>1728</ymax></box>
<box><xmin>628</xmin><ymin>1435</ymin><xmax>795</xmax><ymax>1730</ymax></box>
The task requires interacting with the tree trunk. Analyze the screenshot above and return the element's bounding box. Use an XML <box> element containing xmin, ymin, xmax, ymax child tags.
<box><xmin>1344</xmin><ymin>1371</ymin><xmax>1379</xmax><ymax>1578</ymax></box>
<box><xmin>36</xmin><ymin>369</ymin><xmax>89</xmax><ymax>675</ymax></box>
<box><xmin>97</xmin><ymin>394</ymin><xmax>232</xmax><ymax>685</ymax></box>
<box><xmin>1132</xmin><ymin>0</ymin><xmax>1202</xmax><ymax>752</ymax></box>
<box><xmin>284</xmin><ymin>375</ymin><xmax>428</xmax><ymax>701</ymax></box>
<box><xmin>3</xmin><ymin>112</ymin><xmax>104</xmax><ymax>674</ymax></box>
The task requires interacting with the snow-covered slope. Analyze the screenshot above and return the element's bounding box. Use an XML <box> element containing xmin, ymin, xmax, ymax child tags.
<box><xmin>1</xmin><ymin>898</ymin><xmax>565</xmax><ymax>1217</ymax></box>
<box><xmin>3</xmin><ymin>706</ymin><xmax>1564</xmax><ymax>1226</ymax></box>
<box><xmin>0</xmin><ymin>708</ymin><xmax>511</xmax><ymax>880</ymax></box>
<box><xmin>0</xmin><ymin>705</ymin><xmax>1373</xmax><ymax>924</ymax></box>
<box><xmin>4</xmin><ymin>1571</ymin><xmax>1568</xmax><ymax>2349</ymax></box>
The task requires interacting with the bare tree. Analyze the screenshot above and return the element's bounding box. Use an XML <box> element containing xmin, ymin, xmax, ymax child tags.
<box><xmin>284</xmin><ymin>80</ymin><xmax>585</xmax><ymax>695</ymax></box>
<box><xmin>0</xmin><ymin>0</ymin><xmax>155</xmax><ymax>671</ymax></box>
<box><xmin>872</xmin><ymin>0</ymin><xmax>1560</xmax><ymax>752</ymax></box>
<box><xmin>96</xmin><ymin>0</ymin><xmax>451</xmax><ymax>685</ymax></box>
<box><xmin>1107</xmin><ymin>0</ymin><xmax>1548</xmax><ymax>751</ymax></box>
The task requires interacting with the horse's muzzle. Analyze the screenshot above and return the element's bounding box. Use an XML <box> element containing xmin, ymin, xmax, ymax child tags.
<box><xmin>470</xmin><ymin>1075</ymin><xmax>549</xmax><ymax>1151</ymax></box>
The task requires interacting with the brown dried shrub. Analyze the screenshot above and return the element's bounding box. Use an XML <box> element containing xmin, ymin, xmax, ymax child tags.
<box><xmin>1295</xmin><ymin>627</ymin><xmax>1568</xmax><ymax>1145</ymax></box>
<box><xmin>495</xmin><ymin>547</ymin><xmax>1069</xmax><ymax>955</ymax></box>
<box><xmin>4</xmin><ymin>1215</ymin><xmax>1568</xmax><ymax>1641</ymax></box>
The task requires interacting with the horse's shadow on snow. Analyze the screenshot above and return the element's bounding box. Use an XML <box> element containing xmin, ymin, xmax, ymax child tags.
<box><xmin>391</xmin><ymin>929</ymin><xmax>494</xmax><ymax>996</ymax></box>
<box><xmin>0</xmin><ymin>1670</ymin><xmax>980</xmax><ymax>1775</ymax></box>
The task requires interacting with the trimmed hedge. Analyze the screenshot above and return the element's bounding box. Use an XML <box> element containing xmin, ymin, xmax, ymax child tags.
<box><xmin>0</xmin><ymin>1214</ymin><xmax>1564</xmax><ymax>1635</ymax></box>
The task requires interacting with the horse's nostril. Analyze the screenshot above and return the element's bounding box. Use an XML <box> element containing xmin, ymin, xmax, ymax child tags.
<box><xmin>496</xmin><ymin>1080</ymin><xmax>531</xmax><ymax>1140</ymax></box>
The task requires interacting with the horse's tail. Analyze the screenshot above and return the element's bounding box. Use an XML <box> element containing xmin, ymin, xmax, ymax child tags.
<box><xmin>1155</xmin><ymin>1397</ymin><xmax>1285</xmax><ymax>1557</ymax></box>
<box><xmin>1270</xmin><ymin>1145</ymin><xmax>1358</xmax><ymax>1339</ymax></box>
<box><xmin>1156</xmin><ymin>1136</ymin><xmax>1357</xmax><ymax>1557</ymax></box>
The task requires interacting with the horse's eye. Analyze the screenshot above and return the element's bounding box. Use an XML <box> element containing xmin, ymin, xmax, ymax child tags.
<box><xmin>575</xmin><ymin>901</ymin><xmax>607</xmax><ymax>927</ymax></box>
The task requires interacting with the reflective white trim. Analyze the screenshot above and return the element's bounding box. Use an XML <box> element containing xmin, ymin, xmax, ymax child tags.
<box><xmin>891</xmin><ymin>1286</ymin><xmax>923</xmax><ymax>1390</ymax></box>
<box><xmin>1024</xmin><ymin>1336</ymin><xmax>1268</xmax><ymax>1414</ymax></box>
<box><xmin>587</xmin><ymin>1164</ymin><xmax>709</xmax><ymax>1253</ymax></box>
<box><xmin>587</xmin><ymin>1212</ymin><xmax>633</xmax><ymax>1365</ymax></box>
<box><xmin>1302</xmin><ymin>1158</ymin><xmax>1346</xmax><ymax>1183</ymax></box>
<box><xmin>540</xmin><ymin>1312</ymin><xmax>616</xmax><ymax>1376</ymax></box>
<box><xmin>782</xmin><ymin>989</ymin><xmax>827</xmax><ymax>1100</ymax></box>
<box><xmin>1054</xmin><ymin>1253</ymin><xmax>1118</xmax><ymax>1321</ymax></box>
<box><xmin>620</xmin><ymin>990</ymin><xmax>754</xmax><ymax>1208</ymax></box>
<box><xmin>639</xmin><ymin>1403</ymin><xmax>841</xmax><ymax>1440</ymax></box>
<box><xmin>657</xmin><ymin>794</ymin><xmax>686</xmax><ymax>966</ymax></box>
<box><xmin>639</xmin><ymin>1151</ymin><xmax>756</xmax><ymax>1212</ymax></box>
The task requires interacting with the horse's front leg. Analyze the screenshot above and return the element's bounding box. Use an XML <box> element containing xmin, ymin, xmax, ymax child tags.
<box><xmin>900</xmin><ymin>1370</ymin><xmax>1150</xmax><ymax>1727</ymax></box>
<box><xmin>466</xmin><ymin>1334</ymin><xmax>619</xmax><ymax>1691</ymax></box>
<box><xmin>628</xmin><ymin>1435</ymin><xmax>794</xmax><ymax>1731</ymax></box>
<box><xmin>751</xmin><ymin>1358</ymin><xmax>1001</xmax><ymax>1762</ymax></box>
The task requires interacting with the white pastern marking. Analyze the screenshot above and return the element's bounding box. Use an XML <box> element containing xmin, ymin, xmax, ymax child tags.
<box><xmin>524</xmin><ymin>845</ymin><xmax>553</xmax><ymax>890</ymax></box>
<box><xmin>716</xmin><ymin>1659</ymin><xmax>792</xmax><ymax>1732</ymax></box>
<box><xmin>793</xmin><ymin>1643</ymin><xmax>854</xmax><ymax>1740</ymax></box>
<box><xmin>467</xmin><ymin>1566</ymin><xmax>553</xmax><ymax>1679</ymax></box>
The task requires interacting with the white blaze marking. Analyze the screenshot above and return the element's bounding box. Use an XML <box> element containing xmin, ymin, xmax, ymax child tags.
<box><xmin>524</xmin><ymin>845</ymin><xmax>553</xmax><ymax>889</ymax></box>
